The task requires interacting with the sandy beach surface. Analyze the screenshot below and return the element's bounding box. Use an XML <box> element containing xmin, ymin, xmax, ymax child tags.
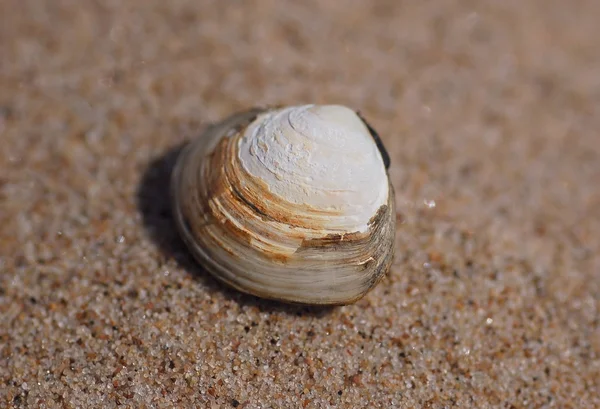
<box><xmin>1</xmin><ymin>1</ymin><xmax>599</xmax><ymax>407</ymax></box>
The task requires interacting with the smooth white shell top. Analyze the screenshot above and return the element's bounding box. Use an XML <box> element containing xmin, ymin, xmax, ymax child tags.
<box><xmin>238</xmin><ymin>104</ymin><xmax>389</xmax><ymax>233</ymax></box>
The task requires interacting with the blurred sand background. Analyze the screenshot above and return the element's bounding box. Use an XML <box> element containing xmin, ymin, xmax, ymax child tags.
<box><xmin>1</xmin><ymin>0</ymin><xmax>599</xmax><ymax>407</ymax></box>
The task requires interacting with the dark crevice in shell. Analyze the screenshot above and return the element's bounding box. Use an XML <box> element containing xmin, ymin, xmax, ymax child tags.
<box><xmin>356</xmin><ymin>111</ymin><xmax>391</xmax><ymax>170</ymax></box>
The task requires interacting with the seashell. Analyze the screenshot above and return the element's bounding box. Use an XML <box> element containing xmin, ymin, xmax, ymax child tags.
<box><xmin>171</xmin><ymin>104</ymin><xmax>395</xmax><ymax>305</ymax></box>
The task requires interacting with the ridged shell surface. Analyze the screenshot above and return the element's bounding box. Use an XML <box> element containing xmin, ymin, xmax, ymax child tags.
<box><xmin>171</xmin><ymin>104</ymin><xmax>395</xmax><ymax>305</ymax></box>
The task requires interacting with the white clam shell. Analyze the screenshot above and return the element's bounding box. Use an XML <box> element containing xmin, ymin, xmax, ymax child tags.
<box><xmin>171</xmin><ymin>104</ymin><xmax>395</xmax><ymax>305</ymax></box>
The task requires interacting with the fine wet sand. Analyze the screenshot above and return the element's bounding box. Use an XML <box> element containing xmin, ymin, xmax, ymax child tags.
<box><xmin>1</xmin><ymin>1</ymin><xmax>599</xmax><ymax>407</ymax></box>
